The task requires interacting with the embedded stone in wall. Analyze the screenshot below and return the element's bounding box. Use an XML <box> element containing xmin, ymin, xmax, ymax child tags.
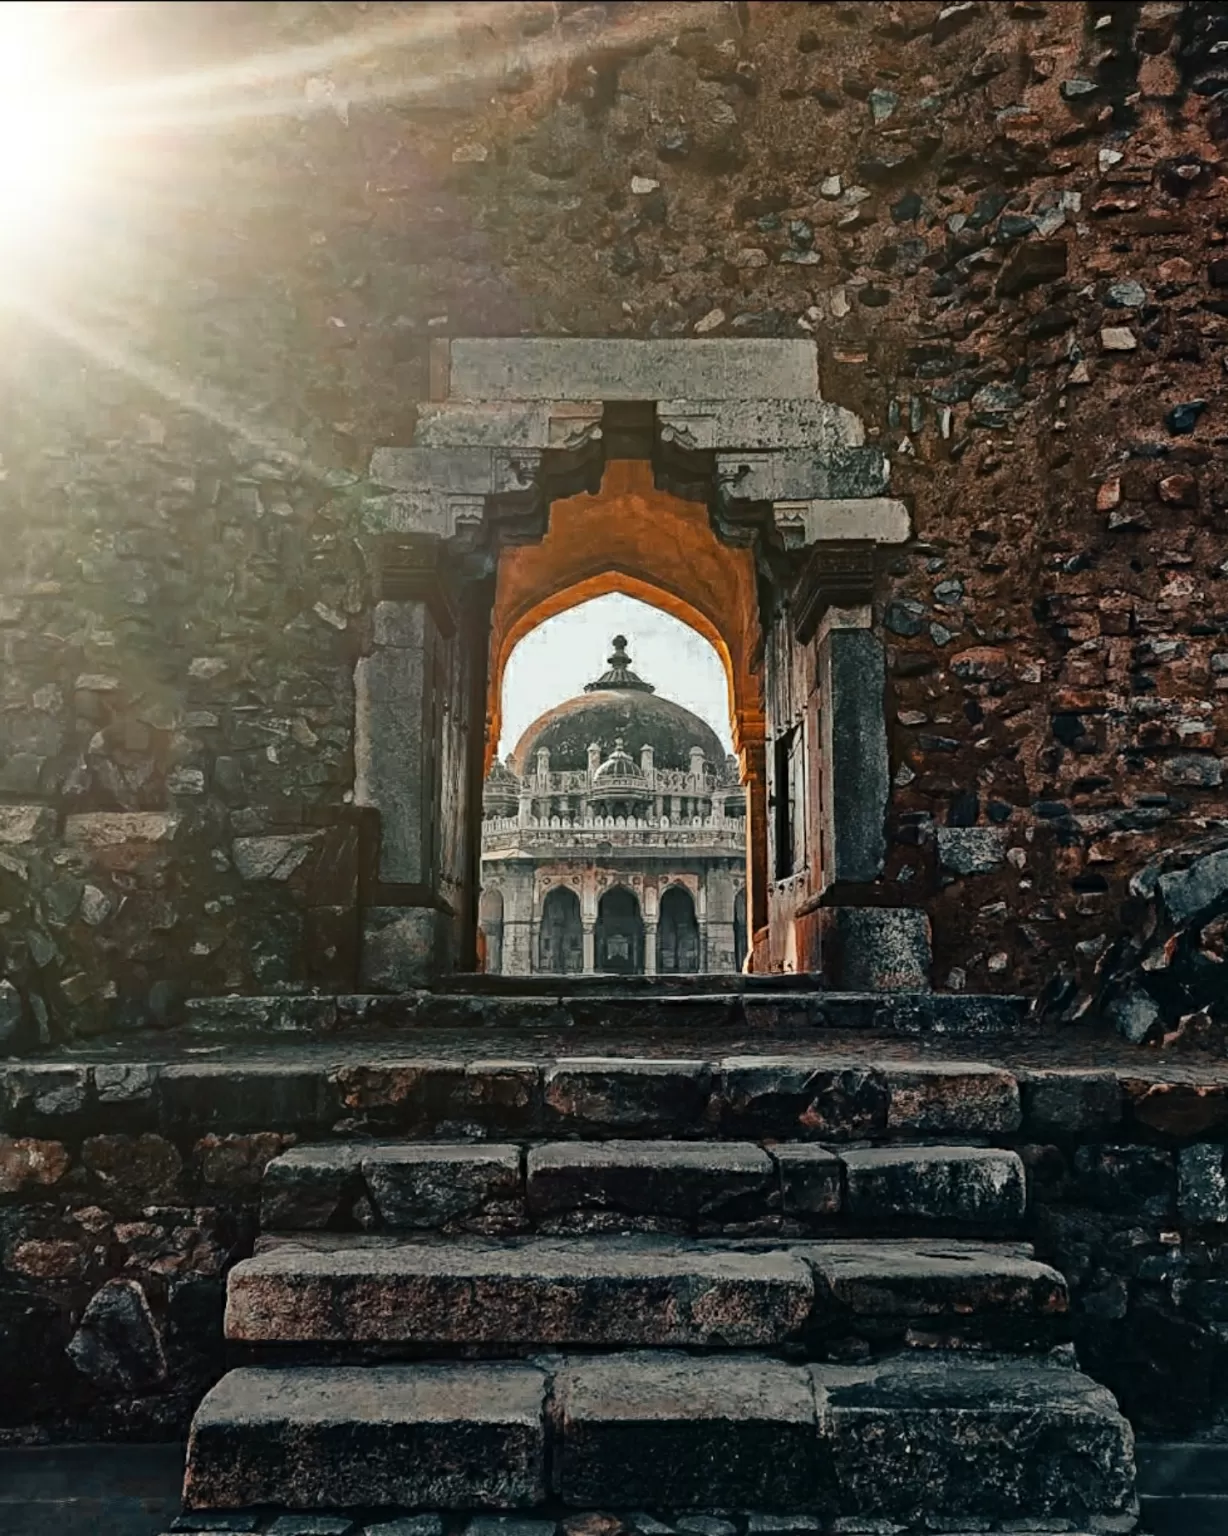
<box><xmin>1178</xmin><ymin>1144</ymin><xmax>1228</xmax><ymax>1225</ymax></box>
<box><xmin>0</xmin><ymin>805</ymin><xmax>55</xmax><ymax>845</ymax></box>
<box><xmin>232</xmin><ymin>833</ymin><xmax>322</xmax><ymax>882</ymax></box>
<box><xmin>66</xmin><ymin>1278</ymin><xmax>167</xmax><ymax>1392</ymax></box>
<box><xmin>937</xmin><ymin>827</ymin><xmax>1007</xmax><ymax>877</ymax></box>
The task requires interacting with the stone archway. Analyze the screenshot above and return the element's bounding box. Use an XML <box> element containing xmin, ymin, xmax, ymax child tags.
<box><xmin>357</xmin><ymin>337</ymin><xmax>913</xmax><ymax>989</ymax></box>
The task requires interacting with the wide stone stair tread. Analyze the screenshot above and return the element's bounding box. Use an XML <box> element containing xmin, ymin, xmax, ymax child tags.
<box><xmin>226</xmin><ymin>1233</ymin><xmax>1066</xmax><ymax>1348</ymax></box>
<box><xmin>183</xmin><ymin>1353</ymin><xmax>1136</xmax><ymax>1521</ymax></box>
<box><xmin>261</xmin><ymin>1139</ymin><xmax>1028</xmax><ymax>1235</ymax></box>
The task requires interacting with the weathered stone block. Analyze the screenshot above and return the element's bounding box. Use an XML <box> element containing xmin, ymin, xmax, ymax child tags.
<box><xmin>774</xmin><ymin>1145</ymin><xmax>844</xmax><ymax>1218</ymax></box>
<box><xmin>526</xmin><ymin>1141</ymin><xmax>775</xmax><ymax>1229</ymax></box>
<box><xmin>884</xmin><ymin>1062</ymin><xmax>1021</xmax><ymax>1135</ymax></box>
<box><xmin>0</xmin><ymin>1135</ymin><xmax>70</xmax><ymax>1193</ymax></box>
<box><xmin>817</xmin><ymin>1354</ymin><xmax>1135</xmax><ymax>1522</ymax></box>
<box><xmin>262</xmin><ymin>1145</ymin><xmax>364</xmax><ymax>1230</ymax></box>
<box><xmin>1158</xmin><ymin>847</ymin><xmax>1228</xmax><ymax>927</ymax></box>
<box><xmin>67</xmin><ymin>1278</ymin><xmax>167</xmax><ymax>1392</ymax></box>
<box><xmin>359</xmin><ymin>908</ymin><xmax>447</xmax><ymax>991</ymax></box>
<box><xmin>184</xmin><ymin>1364</ymin><xmax>548</xmax><ymax>1510</ymax></box>
<box><xmin>0</xmin><ymin>805</ymin><xmax>55</xmax><ymax>844</ymax></box>
<box><xmin>447</xmin><ymin>338</ymin><xmax>820</xmax><ymax>401</ymax></box>
<box><xmin>717</xmin><ymin>1057</ymin><xmax>889</xmax><ymax>1142</ymax></box>
<box><xmin>937</xmin><ymin>827</ymin><xmax>1007</xmax><ymax>876</ymax></box>
<box><xmin>157</xmin><ymin>1064</ymin><xmax>338</xmax><ymax>1135</ymax></box>
<box><xmin>1022</xmin><ymin>1070</ymin><xmax>1124</xmax><ymax>1135</ymax></box>
<box><xmin>802</xmin><ymin>1239</ymin><xmax>1067</xmax><ymax>1320</ymax></box>
<box><xmin>226</xmin><ymin>1236</ymin><xmax>813</xmax><ymax>1349</ymax></box>
<box><xmin>1073</xmin><ymin>1144</ymin><xmax>1175</xmax><ymax>1220</ymax></box>
<box><xmin>825</xmin><ymin>908</ymin><xmax>931</xmax><ymax>992</ymax></box>
<box><xmin>543</xmin><ymin>1059</ymin><xmax>710</xmax><ymax>1136</ymax></box>
<box><xmin>1178</xmin><ymin>1144</ymin><xmax>1228</xmax><ymax>1225</ymax></box>
<box><xmin>361</xmin><ymin>1144</ymin><xmax>522</xmax><ymax>1229</ymax></box>
<box><xmin>552</xmin><ymin>1353</ymin><xmax>820</xmax><ymax>1509</ymax></box>
<box><xmin>841</xmin><ymin>1147</ymin><xmax>1026</xmax><ymax>1228</ymax></box>
<box><xmin>232</xmin><ymin>834</ymin><xmax>321</xmax><ymax>882</ymax></box>
<box><xmin>64</xmin><ymin>812</ymin><xmax>181</xmax><ymax>850</ymax></box>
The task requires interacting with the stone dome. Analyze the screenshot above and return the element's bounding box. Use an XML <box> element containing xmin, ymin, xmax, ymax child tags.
<box><xmin>510</xmin><ymin>636</ymin><xmax>727</xmax><ymax>774</ymax></box>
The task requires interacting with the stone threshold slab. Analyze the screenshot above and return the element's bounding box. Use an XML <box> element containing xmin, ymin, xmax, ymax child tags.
<box><xmin>175</xmin><ymin>991</ymin><xmax>1035</xmax><ymax>1041</ymax></box>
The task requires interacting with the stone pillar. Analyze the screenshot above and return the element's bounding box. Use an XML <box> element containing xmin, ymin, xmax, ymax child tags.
<box><xmin>500</xmin><ymin>867</ymin><xmax>535</xmax><ymax>977</ymax></box>
<box><xmin>644</xmin><ymin>920</ymin><xmax>658</xmax><ymax>975</ymax></box>
<box><xmin>354</xmin><ymin>535</ymin><xmax>489</xmax><ymax>990</ymax></box>
<box><xmin>816</xmin><ymin>605</ymin><xmax>888</xmax><ymax>889</ymax></box>
<box><xmin>581</xmin><ymin>921</ymin><xmax>595</xmax><ymax>974</ymax></box>
<box><xmin>355</xmin><ymin>591</ymin><xmax>450</xmax><ymax>989</ymax></box>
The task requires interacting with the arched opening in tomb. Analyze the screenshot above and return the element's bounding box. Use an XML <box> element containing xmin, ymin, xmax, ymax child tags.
<box><xmin>658</xmin><ymin>884</ymin><xmax>700</xmax><ymax>975</ymax></box>
<box><xmin>537</xmin><ymin>884</ymin><xmax>583</xmax><ymax>974</ymax></box>
<box><xmin>474</xmin><ymin>460</ymin><xmax>764</xmax><ymax>979</ymax></box>
<box><xmin>479</xmin><ymin>585</ymin><xmax>749</xmax><ymax>978</ymax></box>
<box><xmin>596</xmin><ymin>885</ymin><xmax>645</xmax><ymax>976</ymax></box>
<box><xmin>357</xmin><ymin>340</ymin><xmax>898</xmax><ymax>989</ymax></box>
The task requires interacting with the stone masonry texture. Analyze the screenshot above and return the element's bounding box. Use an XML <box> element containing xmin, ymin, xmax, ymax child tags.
<box><xmin>0</xmin><ymin>1</ymin><xmax>1226</xmax><ymax>1036</ymax></box>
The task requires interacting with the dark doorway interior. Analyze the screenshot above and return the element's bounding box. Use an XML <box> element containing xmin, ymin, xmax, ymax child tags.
<box><xmin>658</xmin><ymin>885</ymin><xmax>700</xmax><ymax>973</ymax></box>
<box><xmin>596</xmin><ymin>886</ymin><xmax>645</xmax><ymax>975</ymax></box>
<box><xmin>539</xmin><ymin>885</ymin><xmax>583</xmax><ymax>973</ymax></box>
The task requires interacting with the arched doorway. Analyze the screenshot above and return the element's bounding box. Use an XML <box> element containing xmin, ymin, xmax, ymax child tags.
<box><xmin>596</xmin><ymin>886</ymin><xmax>644</xmax><ymax>975</ymax></box>
<box><xmin>538</xmin><ymin>885</ymin><xmax>583</xmax><ymax>974</ymax></box>
<box><xmin>478</xmin><ymin>886</ymin><xmax>504</xmax><ymax>975</ymax></box>
<box><xmin>487</xmin><ymin>462</ymin><xmax>766</xmax><ymax>942</ymax></box>
<box><xmin>658</xmin><ymin>885</ymin><xmax>700</xmax><ymax>974</ymax></box>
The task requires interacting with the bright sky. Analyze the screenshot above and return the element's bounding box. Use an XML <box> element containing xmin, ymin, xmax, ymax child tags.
<box><xmin>498</xmin><ymin>594</ymin><xmax>734</xmax><ymax>761</ymax></box>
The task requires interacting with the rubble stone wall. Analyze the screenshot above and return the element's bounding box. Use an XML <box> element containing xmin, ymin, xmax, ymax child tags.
<box><xmin>1</xmin><ymin>1</ymin><xmax>1226</xmax><ymax>1022</ymax></box>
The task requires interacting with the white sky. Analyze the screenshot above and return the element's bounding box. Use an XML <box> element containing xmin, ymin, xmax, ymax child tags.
<box><xmin>498</xmin><ymin>593</ymin><xmax>734</xmax><ymax>761</ymax></box>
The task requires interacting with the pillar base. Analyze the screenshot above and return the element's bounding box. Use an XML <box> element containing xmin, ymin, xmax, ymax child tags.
<box><xmin>359</xmin><ymin>906</ymin><xmax>451</xmax><ymax>991</ymax></box>
<box><xmin>818</xmin><ymin>907</ymin><xmax>932</xmax><ymax>992</ymax></box>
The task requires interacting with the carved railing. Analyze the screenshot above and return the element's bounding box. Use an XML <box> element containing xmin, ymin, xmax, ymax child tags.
<box><xmin>482</xmin><ymin>823</ymin><xmax>748</xmax><ymax>854</ymax></box>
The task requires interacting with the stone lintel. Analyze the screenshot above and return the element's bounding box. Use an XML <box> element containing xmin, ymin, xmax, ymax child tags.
<box><xmin>717</xmin><ymin>448</ymin><xmax>889</xmax><ymax>504</ymax></box>
<box><xmin>447</xmin><ymin>338</ymin><xmax>820</xmax><ymax>402</ymax></box>
<box><xmin>656</xmin><ymin>398</ymin><xmax>863</xmax><ymax>451</ymax></box>
<box><xmin>775</xmin><ymin>497</ymin><xmax>910</xmax><ymax>550</ymax></box>
<box><xmin>413</xmin><ymin>401</ymin><xmax>604</xmax><ymax>450</ymax></box>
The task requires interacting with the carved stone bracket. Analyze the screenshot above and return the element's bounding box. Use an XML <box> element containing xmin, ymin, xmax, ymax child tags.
<box><xmin>792</xmin><ymin>542</ymin><xmax>879</xmax><ymax>644</ymax></box>
<box><xmin>375</xmin><ymin>535</ymin><xmax>458</xmax><ymax>638</ymax></box>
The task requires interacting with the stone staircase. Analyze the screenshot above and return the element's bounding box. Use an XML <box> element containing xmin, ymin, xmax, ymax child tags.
<box><xmin>179</xmin><ymin>1043</ymin><xmax>1139</xmax><ymax>1533</ymax></box>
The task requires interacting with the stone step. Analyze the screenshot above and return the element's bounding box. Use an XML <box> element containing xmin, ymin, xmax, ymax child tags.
<box><xmin>183</xmin><ymin>1353</ymin><xmax>1136</xmax><ymax>1522</ymax></box>
<box><xmin>261</xmin><ymin>1140</ymin><xmax>1027</xmax><ymax>1236</ymax></box>
<box><xmin>182</xmin><ymin>989</ymin><xmax>1034</xmax><ymax>1039</ymax></box>
<box><xmin>225</xmin><ymin>1234</ymin><xmax>1065</xmax><ymax>1351</ymax></box>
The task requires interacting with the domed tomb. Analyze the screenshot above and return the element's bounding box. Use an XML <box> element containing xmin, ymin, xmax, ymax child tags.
<box><xmin>510</xmin><ymin>635</ymin><xmax>726</xmax><ymax>774</ymax></box>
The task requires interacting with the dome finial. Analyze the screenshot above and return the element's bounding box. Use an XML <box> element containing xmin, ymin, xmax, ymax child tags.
<box><xmin>585</xmin><ymin>634</ymin><xmax>655</xmax><ymax>694</ymax></box>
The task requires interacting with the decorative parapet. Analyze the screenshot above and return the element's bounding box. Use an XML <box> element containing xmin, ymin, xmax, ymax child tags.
<box><xmin>482</xmin><ymin>822</ymin><xmax>748</xmax><ymax>855</ymax></box>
